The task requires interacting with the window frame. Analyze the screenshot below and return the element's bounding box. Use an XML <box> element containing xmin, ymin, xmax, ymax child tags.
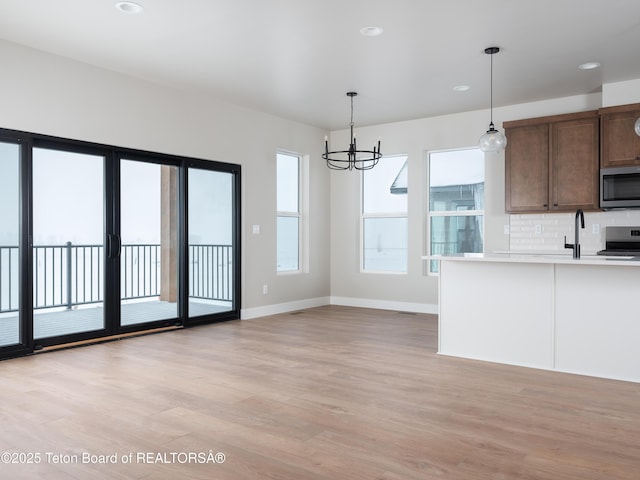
<box><xmin>276</xmin><ymin>151</ymin><xmax>307</xmax><ymax>274</ymax></box>
<box><xmin>426</xmin><ymin>147</ymin><xmax>485</xmax><ymax>276</ymax></box>
<box><xmin>360</xmin><ymin>154</ymin><xmax>409</xmax><ymax>274</ymax></box>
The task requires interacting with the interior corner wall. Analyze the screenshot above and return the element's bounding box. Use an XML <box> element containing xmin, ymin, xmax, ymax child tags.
<box><xmin>602</xmin><ymin>79</ymin><xmax>640</xmax><ymax>107</ymax></box>
<box><xmin>328</xmin><ymin>92</ymin><xmax>604</xmax><ymax>312</ymax></box>
<box><xmin>328</xmin><ymin>109</ymin><xmax>501</xmax><ymax>313</ymax></box>
<box><xmin>0</xmin><ymin>40</ymin><xmax>330</xmax><ymax>315</ymax></box>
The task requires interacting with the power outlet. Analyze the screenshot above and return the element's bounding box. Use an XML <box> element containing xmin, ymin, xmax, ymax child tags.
<box><xmin>592</xmin><ymin>223</ymin><xmax>600</xmax><ymax>234</ymax></box>
<box><xmin>262</xmin><ymin>284</ymin><xmax>269</xmax><ymax>295</ymax></box>
<box><xmin>535</xmin><ymin>224</ymin><xmax>542</xmax><ymax>234</ymax></box>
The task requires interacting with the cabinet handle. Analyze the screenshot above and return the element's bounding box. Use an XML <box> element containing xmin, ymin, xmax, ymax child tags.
<box><xmin>543</xmin><ymin>204</ymin><xmax>548</xmax><ymax>207</ymax></box>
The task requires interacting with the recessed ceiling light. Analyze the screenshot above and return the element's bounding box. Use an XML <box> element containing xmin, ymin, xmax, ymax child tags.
<box><xmin>360</xmin><ymin>26</ymin><xmax>383</xmax><ymax>37</ymax></box>
<box><xmin>453</xmin><ymin>85</ymin><xmax>471</xmax><ymax>92</ymax></box>
<box><xmin>578</xmin><ymin>62</ymin><xmax>600</xmax><ymax>70</ymax></box>
<box><xmin>115</xmin><ymin>1</ymin><xmax>144</xmax><ymax>14</ymax></box>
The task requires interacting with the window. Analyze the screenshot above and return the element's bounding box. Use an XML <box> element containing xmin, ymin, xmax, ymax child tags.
<box><xmin>362</xmin><ymin>155</ymin><xmax>408</xmax><ymax>273</ymax></box>
<box><xmin>277</xmin><ymin>152</ymin><xmax>300</xmax><ymax>272</ymax></box>
<box><xmin>427</xmin><ymin>148</ymin><xmax>484</xmax><ymax>274</ymax></box>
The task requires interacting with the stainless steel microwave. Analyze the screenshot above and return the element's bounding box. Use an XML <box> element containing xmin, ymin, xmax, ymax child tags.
<box><xmin>601</xmin><ymin>166</ymin><xmax>640</xmax><ymax>209</ymax></box>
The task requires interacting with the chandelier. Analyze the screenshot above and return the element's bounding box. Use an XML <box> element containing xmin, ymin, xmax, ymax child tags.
<box><xmin>479</xmin><ymin>47</ymin><xmax>507</xmax><ymax>153</ymax></box>
<box><xmin>323</xmin><ymin>92</ymin><xmax>382</xmax><ymax>170</ymax></box>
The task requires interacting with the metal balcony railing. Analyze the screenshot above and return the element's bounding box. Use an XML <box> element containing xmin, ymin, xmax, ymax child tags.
<box><xmin>189</xmin><ymin>244</ymin><xmax>234</xmax><ymax>302</ymax></box>
<box><xmin>0</xmin><ymin>245</ymin><xmax>18</xmax><ymax>313</ymax></box>
<box><xmin>0</xmin><ymin>243</ymin><xmax>233</xmax><ymax>314</ymax></box>
<box><xmin>430</xmin><ymin>241</ymin><xmax>459</xmax><ymax>256</ymax></box>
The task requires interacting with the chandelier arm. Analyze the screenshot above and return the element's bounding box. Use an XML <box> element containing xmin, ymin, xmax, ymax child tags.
<box><xmin>322</xmin><ymin>149</ymin><xmax>382</xmax><ymax>161</ymax></box>
<box><xmin>323</xmin><ymin>91</ymin><xmax>382</xmax><ymax>170</ymax></box>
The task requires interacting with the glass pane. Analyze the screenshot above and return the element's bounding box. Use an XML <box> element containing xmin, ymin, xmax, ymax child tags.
<box><xmin>430</xmin><ymin>215</ymin><xmax>484</xmax><ymax>273</ymax></box>
<box><xmin>33</xmin><ymin>148</ymin><xmax>105</xmax><ymax>339</ymax></box>
<box><xmin>363</xmin><ymin>217</ymin><xmax>407</xmax><ymax>273</ymax></box>
<box><xmin>277</xmin><ymin>153</ymin><xmax>299</xmax><ymax>213</ymax></box>
<box><xmin>429</xmin><ymin>149</ymin><xmax>484</xmax><ymax>211</ymax></box>
<box><xmin>0</xmin><ymin>142</ymin><xmax>20</xmax><ymax>347</ymax></box>
<box><xmin>188</xmin><ymin>169</ymin><xmax>234</xmax><ymax>316</ymax></box>
<box><xmin>363</xmin><ymin>156</ymin><xmax>407</xmax><ymax>214</ymax></box>
<box><xmin>277</xmin><ymin>216</ymin><xmax>299</xmax><ymax>271</ymax></box>
<box><xmin>602</xmin><ymin>173</ymin><xmax>640</xmax><ymax>201</ymax></box>
<box><xmin>121</xmin><ymin>160</ymin><xmax>178</xmax><ymax>326</ymax></box>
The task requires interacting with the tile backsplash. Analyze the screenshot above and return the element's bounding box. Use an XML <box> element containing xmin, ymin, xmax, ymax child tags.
<box><xmin>509</xmin><ymin>210</ymin><xmax>640</xmax><ymax>254</ymax></box>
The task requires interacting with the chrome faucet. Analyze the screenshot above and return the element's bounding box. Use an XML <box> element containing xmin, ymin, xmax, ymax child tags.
<box><xmin>564</xmin><ymin>209</ymin><xmax>585</xmax><ymax>259</ymax></box>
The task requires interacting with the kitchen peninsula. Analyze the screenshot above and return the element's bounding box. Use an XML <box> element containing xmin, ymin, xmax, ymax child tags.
<box><xmin>430</xmin><ymin>253</ymin><xmax>640</xmax><ymax>383</ymax></box>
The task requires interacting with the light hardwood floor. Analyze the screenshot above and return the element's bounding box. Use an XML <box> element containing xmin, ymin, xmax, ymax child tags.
<box><xmin>0</xmin><ymin>305</ymin><xmax>638</xmax><ymax>479</ymax></box>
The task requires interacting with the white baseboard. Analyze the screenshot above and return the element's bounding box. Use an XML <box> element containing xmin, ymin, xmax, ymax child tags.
<box><xmin>241</xmin><ymin>296</ymin><xmax>330</xmax><ymax>320</ymax></box>
<box><xmin>241</xmin><ymin>296</ymin><xmax>437</xmax><ymax>320</ymax></box>
<box><xmin>329</xmin><ymin>296</ymin><xmax>438</xmax><ymax>315</ymax></box>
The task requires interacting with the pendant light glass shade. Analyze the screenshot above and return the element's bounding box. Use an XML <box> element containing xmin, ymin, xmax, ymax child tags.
<box><xmin>479</xmin><ymin>47</ymin><xmax>507</xmax><ymax>153</ymax></box>
<box><xmin>479</xmin><ymin>123</ymin><xmax>508</xmax><ymax>152</ymax></box>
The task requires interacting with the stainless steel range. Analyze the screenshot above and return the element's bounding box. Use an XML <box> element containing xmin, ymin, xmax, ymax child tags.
<box><xmin>597</xmin><ymin>226</ymin><xmax>640</xmax><ymax>256</ymax></box>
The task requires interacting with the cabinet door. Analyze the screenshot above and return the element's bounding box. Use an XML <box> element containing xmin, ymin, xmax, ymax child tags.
<box><xmin>505</xmin><ymin>124</ymin><xmax>549</xmax><ymax>212</ymax></box>
<box><xmin>601</xmin><ymin>109</ymin><xmax>640</xmax><ymax>167</ymax></box>
<box><xmin>551</xmin><ymin>117</ymin><xmax>599</xmax><ymax>211</ymax></box>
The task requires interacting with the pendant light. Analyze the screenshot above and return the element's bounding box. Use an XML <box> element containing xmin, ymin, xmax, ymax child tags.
<box><xmin>479</xmin><ymin>47</ymin><xmax>507</xmax><ymax>153</ymax></box>
<box><xmin>635</xmin><ymin>117</ymin><xmax>640</xmax><ymax>137</ymax></box>
<box><xmin>323</xmin><ymin>92</ymin><xmax>382</xmax><ymax>170</ymax></box>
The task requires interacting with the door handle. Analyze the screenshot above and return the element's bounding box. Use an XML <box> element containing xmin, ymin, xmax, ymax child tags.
<box><xmin>107</xmin><ymin>234</ymin><xmax>122</xmax><ymax>259</ymax></box>
<box><xmin>114</xmin><ymin>234</ymin><xmax>121</xmax><ymax>258</ymax></box>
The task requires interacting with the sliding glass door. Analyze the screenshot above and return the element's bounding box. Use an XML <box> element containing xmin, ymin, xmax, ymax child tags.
<box><xmin>32</xmin><ymin>147</ymin><xmax>106</xmax><ymax>343</ymax></box>
<box><xmin>0</xmin><ymin>142</ymin><xmax>20</xmax><ymax>348</ymax></box>
<box><xmin>0</xmin><ymin>126</ymin><xmax>241</xmax><ymax>359</ymax></box>
<box><xmin>120</xmin><ymin>159</ymin><xmax>179</xmax><ymax>327</ymax></box>
<box><xmin>187</xmin><ymin>164</ymin><xmax>239</xmax><ymax>320</ymax></box>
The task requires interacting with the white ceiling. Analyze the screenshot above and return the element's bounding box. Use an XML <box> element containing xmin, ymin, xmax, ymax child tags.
<box><xmin>1</xmin><ymin>0</ymin><xmax>639</xmax><ymax>130</ymax></box>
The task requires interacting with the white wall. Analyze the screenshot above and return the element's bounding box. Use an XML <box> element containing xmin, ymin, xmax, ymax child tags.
<box><xmin>328</xmin><ymin>89</ymin><xmax>640</xmax><ymax>313</ymax></box>
<box><xmin>0</xmin><ymin>40</ymin><xmax>331</xmax><ymax>317</ymax></box>
<box><xmin>329</xmin><ymin>108</ymin><xmax>504</xmax><ymax>313</ymax></box>
<box><xmin>602</xmin><ymin>79</ymin><xmax>640</xmax><ymax>107</ymax></box>
<box><xmin>5</xmin><ymin>39</ymin><xmax>640</xmax><ymax>318</ymax></box>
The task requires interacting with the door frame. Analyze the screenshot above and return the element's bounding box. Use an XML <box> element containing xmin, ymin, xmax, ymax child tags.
<box><xmin>183</xmin><ymin>158</ymin><xmax>242</xmax><ymax>327</ymax></box>
<box><xmin>30</xmin><ymin>137</ymin><xmax>112</xmax><ymax>348</ymax></box>
<box><xmin>0</xmin><ymin>127</ymin><xmax>241</xmax><ymax>359</ymax></box>
<box><xmin>114</xmin><ymin>151</ymin><xmax>184</xmax><ymax>334</ymax></box>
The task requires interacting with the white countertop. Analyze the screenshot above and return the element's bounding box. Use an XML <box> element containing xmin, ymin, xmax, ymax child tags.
<box><xmin>422</xmin><ymin>252</ymin><xmax>640</xmax><ymax>266</ymax></box>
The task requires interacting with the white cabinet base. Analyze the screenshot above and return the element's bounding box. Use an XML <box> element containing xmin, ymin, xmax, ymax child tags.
<box><xmin>438</xmin><ymin>258</ymin><xmax>640</xmax><ymax>383</ymax></box>
<box><xmin>555</xmin><ymin>265</ymin><xmax>640</xmax><ymax>382</ymax></box>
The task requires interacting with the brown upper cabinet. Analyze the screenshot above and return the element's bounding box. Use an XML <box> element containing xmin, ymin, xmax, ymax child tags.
<box><xmin>504</xmin><ymin>110</ymin><xmax>600</xmax><ymax>213</ymax></box>
<box><xmin>599</xmin><ymin>103</ymin><xmax>640</xmax><ymax>168</ymax></box>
